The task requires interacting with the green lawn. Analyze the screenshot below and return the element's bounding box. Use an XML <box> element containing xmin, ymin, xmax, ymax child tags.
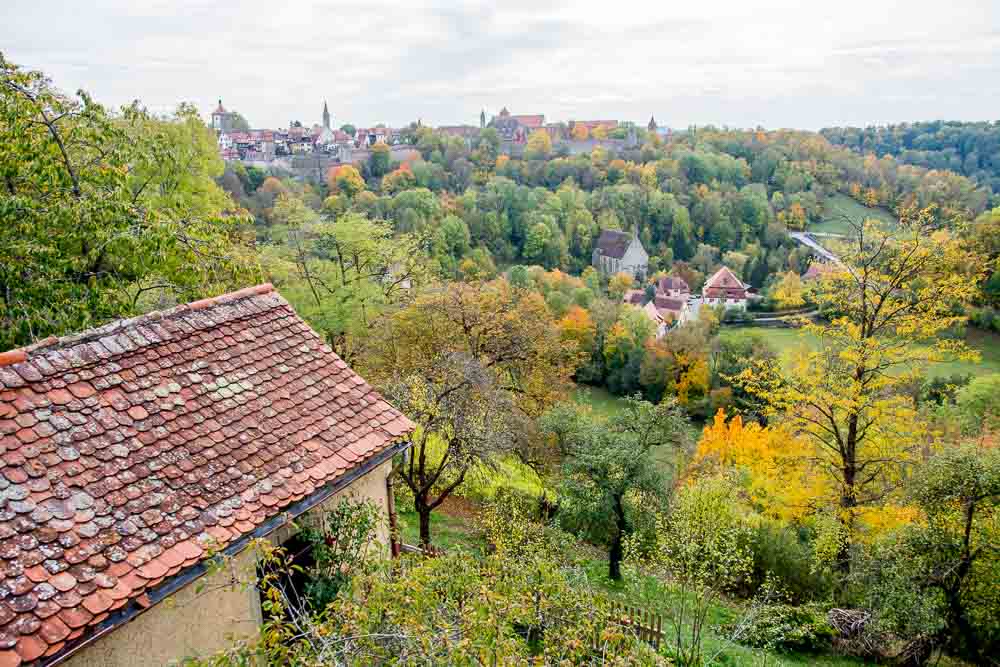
<box><xmin>720</xmin><ymin>327</ymin><xmax>1000</xmax><ymax>379</ymax></box>
<box><xmin>810</xmin><ymin>193</ymin><xmax>896</xmax><ymax>235</ymax></box>
<box><xmin>397</xmin><ymin>509</ymin><xmax>482</xmax><ymax>554</ymax></box>
<box><xmin>572</xmin><ymin>384</ymin><xmax>631</xmax><ymax>419</ymax></box>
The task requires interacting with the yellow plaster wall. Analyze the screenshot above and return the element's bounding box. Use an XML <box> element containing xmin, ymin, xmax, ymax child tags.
<box><xmin>63</xmin><ymin>460</ymin><xmax>392</xmax><ymax>667</ymax></box>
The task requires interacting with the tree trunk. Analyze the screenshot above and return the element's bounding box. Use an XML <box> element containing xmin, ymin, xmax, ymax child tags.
<box><xmin>836</xmin><ymin>412</ymin><xmax>860</xmax><ymax>587</ymax></box>
<box><xmin>609</xmin><ymin>493</ymin><xmax>626</xmax><ymax>581</ymax></box>
<box><xmin>417</xmin><ymin>500</ymin><xmax>432</xmax><ymax>548</ymax></box>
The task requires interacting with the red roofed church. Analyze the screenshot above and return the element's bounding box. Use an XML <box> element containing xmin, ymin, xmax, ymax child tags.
<box><xmin>0</xmin><ymin>285</ymin><xmax>413</xmax><ymax>666</ymax></box>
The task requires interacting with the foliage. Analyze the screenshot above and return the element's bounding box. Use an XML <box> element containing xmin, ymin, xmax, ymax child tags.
<box><xmin>725</xmin><ymin>602</ymin><xmax>835</xmax><ymax>653</ymax></box>
<box><xmin>770</xmin><ymin>271</ymin><xmax>806</xmax><ymax>309</ymax></box>
<box><xmin>555</xmin><ymin>397</ymin><xmax>690</xmax><ymax>580</ymax></box>
<box><xmin>853</xmin><ymin>445</ymin><xmax>1000</xmax><ymax>663</ymax></box>
<box><xmin>326</xmin><ymin>164</ymin><xmax>365</xmax><ymax>198</ymax></box>
<box><xmin>260</xmin><ymin>201</ymin><xmax>427</xmax><ymax>361</ymax></box>
<box><xmin>195</xmin><ymin>501</ymin><xmax>666</xmax><ymax>666</ymax></box>
<box><xmin>365</xmin><ymin>280</ymin><xmax>578</xmax><ymax>546</ymax></box>
<box><xmin>695</xmin><ymin>411</ymin><xmax>826</xmax><ymax>522</ymax></box>
<box><xmin>734</xmin><ymin>206</ymin><xmax>985</xmax><ymax>581</ymax></box>
<box><xmin>630</xmin><ymin>474</ymin><xmax>754</xmax><ymax>666</ymax></box>
<box><xmin>298</xmin><ymin>498</ymin><xmax>383</xmax><ymax>609</ymax></box>
<box><xmin>0</xmin><ymin>54</ymin><xmax>256</xmax><ymax>348</ymax></box>
<box><xmin>951</xmin><ymin>373</ymin><xmax>1000</xmax><ymax>435</ymax></box>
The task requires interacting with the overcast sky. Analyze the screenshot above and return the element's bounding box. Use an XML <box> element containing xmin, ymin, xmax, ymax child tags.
<box><xmin>3</xmin><ymin>0</ymin><xmax>999</xmax><ymax>131</ymax></box>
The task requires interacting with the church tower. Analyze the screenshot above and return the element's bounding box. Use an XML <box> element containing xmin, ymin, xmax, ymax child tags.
<box><xmin>322</xmin><ymin>101</ymin><xmax>331</xmax><ymax>129</ymax></box>
<box><xmin>480</xmin><ymin>109</ymin><xmax>486</xmax><ymax>129</ymax></box>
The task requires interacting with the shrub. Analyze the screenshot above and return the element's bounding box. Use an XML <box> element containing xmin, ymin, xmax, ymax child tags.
<box><xmin>727</xmin><ymin>603</ymin><xmax>835</xmax><ymax>653</ymax></box>
<box><xmin>748</xmin><ymin>522</ymin><xmax>833</xmax><ymax>603</ymax></box>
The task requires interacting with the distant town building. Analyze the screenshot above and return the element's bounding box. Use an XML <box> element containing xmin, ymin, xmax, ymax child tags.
<box><xmin>211</xmin><ymin>99</ymin><xmax>240</xmax><ymax>133</ymax></box>
<box><xmin>648</xmin><ymin>116</ymin><xmax>658</xmax><ymax>132</ymax></box>
<box><xmin>592</xmin><ymin>230</ymin><xmax>648</xmax><ymax>279</ymax></box>
<box><xmin>702</xmin><ymin>266</ymin><xmax>749</xmax><ymax>308</ymax></box>
<box><xmin>489</xmin><ymin>107</ymin><xmax>545</xmax><ymax>143</ymax></box>
<box><xmin>570</xmin><ymin>119</ymin><xmax>619</xmax><ymax>135</ymax></box>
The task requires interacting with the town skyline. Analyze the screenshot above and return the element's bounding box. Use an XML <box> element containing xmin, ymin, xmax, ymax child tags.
<box><xmin>3</xmin><ymin>0</ymin><xmax>999</xmax><ymax>131</ymax></box>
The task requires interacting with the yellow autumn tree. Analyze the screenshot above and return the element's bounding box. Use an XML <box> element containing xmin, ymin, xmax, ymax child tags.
<box><xmin>771</xmin><ymin>271</ymin><xmax>805</xmax><ymax>309</ymax></box>
<box><xmin>525</xmin><ymin>129</ymin><xmax>552</xmax><ymax>159</ymax></box>
<box><xmin>607</xmin><ymin>272</ymin><xmax>634</xmax><ymax>301</ymax></box>
<box><xmin>327</xmin><ymin>164</ymin><xmax>365</xmax><ymax>198</ymax></box>
<box><xmin>559</xmin><ymin>305</ymin><xmax>596</xmax><ymax>354</ymax></box>
<box><xmin>734</xmin><ymin>205</ymin><xmax>985</xmax><ymax>576</ymax></box>
<box><xmin>695</xmin><ymin>411</ymin><xmax>826</xmax><ymax>521</ymax></box>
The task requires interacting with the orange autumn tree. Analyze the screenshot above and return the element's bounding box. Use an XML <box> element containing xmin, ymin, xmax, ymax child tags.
<box><xmin>559</xmin><ymin>305</ymin><xmax>596</xmax><ymax>354</ymax></box>
<box><xmin>327</xmin><ymin>164</ymin><xmax>365</xmax><ymax>198</ymax></box>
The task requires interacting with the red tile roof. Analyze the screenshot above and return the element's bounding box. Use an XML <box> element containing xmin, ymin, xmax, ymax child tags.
<box><xmin>0</xmin><ymin>285</ymin><xmax>414</xmax><ymax>665</ymax></box>
<box><xmin>510</xmin><ymin>114</ymin><xmax>544</xmax><ymax>128</ymax></box>
<box><xmin>657</xmin><ymin>276</ymin><xmax>689</xmax><ymax>293</ymax></box>
<box><xmin>622</xmin><ymin>290</ymin><xmax>644</xmax><ymax>305</ymax></box>
<box><xmin>654</xmin><ymin>295</ymin><xmax>686</xmax><ymax>313</ymax></box>
<box><xmin>702</xmin><ymin>266</ymin><xmax>748</xmax><ymax>299</ymax></box>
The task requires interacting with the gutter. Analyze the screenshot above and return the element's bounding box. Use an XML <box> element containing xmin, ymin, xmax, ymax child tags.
<box><xmin>44</xmin><ymin>438</ymin><xmax>411</xmax><ymax>666</ymax></box>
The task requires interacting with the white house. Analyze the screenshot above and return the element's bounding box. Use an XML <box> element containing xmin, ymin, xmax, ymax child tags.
<box><xmin>702</xmin><ymin>266</ymin><xmax>749</xmax><ymax>309</ymax></box>
<box><xmin>592</xmin><ymin>230</ymin><xmax>649</xmax><ymax>279</ymax></box>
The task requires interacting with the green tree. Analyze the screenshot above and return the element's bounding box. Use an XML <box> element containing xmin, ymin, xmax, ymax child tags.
<box><xmin>0</xmin><ymin>55</ymin><xmax>255</xmax><ymax>349</ymax></box>
<box><xmin>262</xmin><ymin>199</ymin><xmax>427</xmax><ymax>362</ymax></box>
<box><xmin>856</xmin><ymin>446</ymin><xmax>1000</xmax><ymax>663</ymax></box>
<box><xmin>366</xmin><ymin>281</ymin><xmax>577</xmax><ymax>546</ymax></box>
<box><xmin>554</xmin><ymin>397</ymin><xmax>690</xmax><ymax>580</ymax></box>
<box><xmin>635</xmin><ymin>474</ymin><xmax>754</xmax><ymax>666</ymax></box>
<box><xmin>368</xmin><ymin>142</ymin><xmax>391</xmax><ymax>178</ymax></box>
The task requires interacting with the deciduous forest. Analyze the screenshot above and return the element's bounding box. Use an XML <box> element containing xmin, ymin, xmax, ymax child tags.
<box><xmin>3</xmin><ymin>54</ymin><xmax>999</xmax><ymax>666</ymax></box>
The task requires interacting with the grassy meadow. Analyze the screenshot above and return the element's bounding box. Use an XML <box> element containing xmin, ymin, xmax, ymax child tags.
<box><xmin>720</xmin><ymin>326</ymin><xmax>1000</xmax><ymax>379</ymax></box>
<box><xmin>810</xmin><ymin>193</ymin><xmax>896</xmax><ymax>235</ymax></box>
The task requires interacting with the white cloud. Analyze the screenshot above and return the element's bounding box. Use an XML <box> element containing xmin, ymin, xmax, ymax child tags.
<box><xmin>2</xmin><ymin>0</ymin><xmax>998</xmax><ymax>130</ymax></box>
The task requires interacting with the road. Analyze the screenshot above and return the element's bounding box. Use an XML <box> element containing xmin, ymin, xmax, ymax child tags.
<box><xmin>788</xmin><ymin>232</ymin><xmax>843</xmax><ymax>266</ymax></box>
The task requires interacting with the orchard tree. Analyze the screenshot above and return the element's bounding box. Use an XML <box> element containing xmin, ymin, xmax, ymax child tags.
<box><xmin>554</xmin><ymin>397</ymin><xmax>690</xmax><ymax>580</ymax></box>
<box><xmin>365</xmin><ymin>281</ymin><xmax>578</xmax><ymax>546</ymax></box>
<box><xmin>735</xmin><ymin>206</ymin><xmax>985</xmax><ymax>579</ymax></box>
<box><xmin>857</xmin><ymin>445</ymin><xmax>1000</xmax><ymax>663</ymax></box>
<box><xmin>0</xmin><ymin>54</ymin><xmax>255</xmax><ymax>349</ymax></box>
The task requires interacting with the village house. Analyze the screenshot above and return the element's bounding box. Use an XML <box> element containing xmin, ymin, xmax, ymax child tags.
<box><xmin>0</xmin><ymin>284</ymin><xmax>414</xmax><ymax>666</ymax></box>
<box><xmin>624</xmin><ymin>277</ymin><xmax>695</xmax><ymax>337</ymax></box>
<box><xmin>656</xmin><ymin>275</ymin><xmax>690</xmax><ymax>299</ymax></box>
<box><xmin>701</xmin><ymin>266</ymin><xmax>750</xmax><ymax>308</ymax></box>
<box><xmin>592</xmin><ymin>230</ymin><xmax>648</xmax><ymax>280</ymax></box>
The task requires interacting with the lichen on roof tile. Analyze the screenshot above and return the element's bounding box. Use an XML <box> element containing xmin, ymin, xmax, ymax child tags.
<box><xmin>0</xmin><ymin>285</ymin><xmax>414</xmax><ymax>664</ymax></box>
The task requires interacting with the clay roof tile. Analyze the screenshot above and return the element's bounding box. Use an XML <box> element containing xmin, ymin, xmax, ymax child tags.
<box><xmin>0</xmin><ymin>285</ymin><xmax>413</xmax><ymax>663</ymax></box>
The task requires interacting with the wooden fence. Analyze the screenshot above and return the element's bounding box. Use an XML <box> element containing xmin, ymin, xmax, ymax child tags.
<box><xmin>393</xmin><ymin>544</ymin><xmax>663</xmax><ymax>653</ymax></box>
<box><xmin>399</xmin><ymin>542</ymin><xmax>445</xmax><ymax>557</ymax></box>
<box><xmin>600</xmin><ymin>601</ymin><xmax>663</xmax><ymax>651</ymax></box>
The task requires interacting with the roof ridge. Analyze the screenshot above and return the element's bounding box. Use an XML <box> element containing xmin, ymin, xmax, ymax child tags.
<box><xmin>0</xmin><ymin>283</ymin><xmax>276</xmax><ymax>367</ymax></box>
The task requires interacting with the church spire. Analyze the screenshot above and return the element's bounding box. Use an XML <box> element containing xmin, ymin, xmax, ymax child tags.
<box><xmin>322</xmin><ymin>100</ymin><xmax>331</xmax><ymax>129</ymax></box>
